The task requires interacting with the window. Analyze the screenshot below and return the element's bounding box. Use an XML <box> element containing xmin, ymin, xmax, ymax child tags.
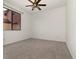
<box><xmin>3</xmin><ymin>8</ymin><xmax>21</xmax><ymax>30</ymax></box>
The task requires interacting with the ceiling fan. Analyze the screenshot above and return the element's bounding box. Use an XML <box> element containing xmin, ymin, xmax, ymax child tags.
<box><xmin>25</xmin><ymin>0</ymin><xmax>46</xmax><ymax>11</ymax></box>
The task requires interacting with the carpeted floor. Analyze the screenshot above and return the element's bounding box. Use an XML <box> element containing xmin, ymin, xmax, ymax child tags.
<box><xmin>4</xmin><ymin>38</ymin><xmax>72</xmax><ymax>59</ymax></box>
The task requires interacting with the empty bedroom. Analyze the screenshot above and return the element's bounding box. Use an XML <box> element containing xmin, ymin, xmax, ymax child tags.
<box><xmin>3</xmin><ymin>0</ymin><xmax>76</xmax><ymax>59</ymax></box>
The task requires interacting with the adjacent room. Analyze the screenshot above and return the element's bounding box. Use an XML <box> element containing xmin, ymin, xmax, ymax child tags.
<box><xmin>3</xmin><ymin>0</ymin><xmax>76</xmax><ymax>59</ymax></box>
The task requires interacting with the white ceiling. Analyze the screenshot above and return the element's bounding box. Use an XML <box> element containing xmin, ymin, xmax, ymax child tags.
<box><xmin>4</xmin><ymin>0</ymin><xmax>66</xmax><ymax>13</ymax></box>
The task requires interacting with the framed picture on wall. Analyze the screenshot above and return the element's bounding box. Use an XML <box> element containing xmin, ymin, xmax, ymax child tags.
<box><xmin>3</xmin><ymin>7</ymin><xmax>21</xmax><ymax>30</ymax></box>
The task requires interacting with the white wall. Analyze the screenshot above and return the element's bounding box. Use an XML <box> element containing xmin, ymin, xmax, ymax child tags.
<box><xmin>4</xmin><ymin>12</ymin><xmax>31</xmax><ymax>45</ymax></box>
<box><xmin>66</xmin><ymin>0</ymin><xmax>76</xmax><ymax>59</ymax></box>
<box><xmin>31</xmin><ymin>6</ymin><xmax>66</xmax><ymax>42</ymax></box>
<box><xmin>3</xmin><ymin>2</ymin><xmax>32</xmax><ymax>45</ymax></box>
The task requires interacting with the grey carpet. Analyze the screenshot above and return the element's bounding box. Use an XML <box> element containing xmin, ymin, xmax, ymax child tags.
<box><xmin>4</xmin><ymin>38</ymin><xmax>72</xmax><ymax>59</ymax></box>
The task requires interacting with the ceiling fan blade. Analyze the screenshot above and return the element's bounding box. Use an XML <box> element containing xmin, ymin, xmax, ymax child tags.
<box><xmin>37</xmin><ymin>7</ymin><xmax>41</xmax><ymax>10</ymax></box>
<box><xmin>35</xmin><ymin>0</ymin><xmax>37</xmax><ymax>2</ymax></box>
<box><xmin>36</xmin><ymin>0</ymin><xmax>41</xmax><ymax>4</ymax></box>
<box><xmin>28</xmin><ymin>0</ymin><xmax>34</xmax><ymax>4</ymax></box>
<box><xmin>38</xmin><ymin>4</ymin><xmax>46</xmax><ymax>6</ymax></box>
<box><xmin>25</xmin><ymin>5</ymin><xmax>33</xmax><ymax>7</ymax></box>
